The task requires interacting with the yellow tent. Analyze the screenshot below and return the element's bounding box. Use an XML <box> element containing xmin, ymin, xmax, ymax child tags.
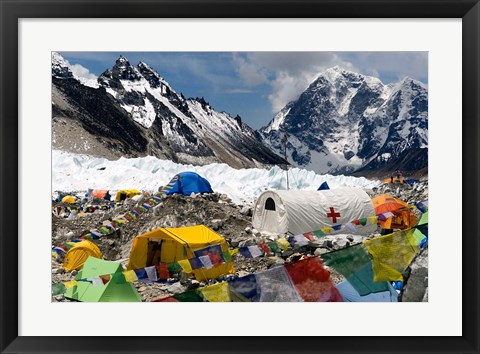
<box><xmin>63</xmin><ymin>240</ymin><xmax>102</xmax><ymax>271</ymax></box>
<box><xmin>115</xmin><ymin>189</ymin><xmax>142</xmax><ymax>202</ymax></box>
<box><xmin>127</xmin><ymin>225</ymin><xmax>234</xmax><ymax>281</ymax></box>
<box><xmin>61</xmin><ymin>195</ymin><xmax>76</xmax><ymax>203</ymax></box>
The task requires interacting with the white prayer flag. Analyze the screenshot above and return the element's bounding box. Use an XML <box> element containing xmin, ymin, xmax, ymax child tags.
<box><xmin>345</xmin><ymin>223</ymin><xmax>357</xmax><ymax>233</ymax></box>
<box><xmin>145</xmin><ymin>266</ymin><xmax>157</xmax><ymax>281</ymax></box>
<box><xmin>199</xmin><ymin>255</ymin><xmax>213</xmax><ymax>269</ymax></box>
<box><xmin>248</xmin><ymin>245</ymin><xmax>263</xmax><ymax>258</ymax></box>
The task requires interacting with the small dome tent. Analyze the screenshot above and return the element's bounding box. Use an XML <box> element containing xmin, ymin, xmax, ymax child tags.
<box><xmin>252</xmin><ymin>188</ymin><xmax>376</xmax><ymax>235</ymax></box>
<box><xmin>115</xmin><ymin>189</ymin><xmax>141</xmax><ymax>202</ymax></box>
<box><xmin>163</xmin><ymin>172</ymin><xmax>213</xmax><ymax>196</ymax></box>
<box><xmin>63</xmin><ymin>240</ymin><xmax>102</xmax><ymax>271</ymax></box>
<box><xmin>372</xmin><ymin>194</ymin><xmax>417</xmax><ymax>230</ymax></box>
<box><xmin>89</xmin><ymin>189</ymin><xmax>111</xmax><ymax>200</ymax></box>
<box><xmin>61</xmin><ymin>195</ymin><xmax>76</xmax><ymax>204</ymax></box>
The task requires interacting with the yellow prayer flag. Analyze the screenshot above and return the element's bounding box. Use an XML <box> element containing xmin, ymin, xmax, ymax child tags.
<box><xmin>364</xmin><ymin>229</ymin><xmax>419</xmax><ymax>282</ymax></box>
<box><xmin>123</xmin><ymin>270</ymin><xmax>138</xmax><ymax>283</ymax></box>
<box><xmin>367</xmin><ymin>216</ymin><xmax>379</xmax><ymax>224</ymax></box>
<box><xmin>276</xmin><ymin>238</ymin><xmax>290</xmax><ymax>251</ymax></box>
<box><xmin>177</xmin><ymin>259</ymin><xmax>193</xmax><ymax>273</ymax></box>
<box><xmin>322</xmin><ymin>227</ymin><xmax>333</xmax><ymax>234</ymax></box>
<box><xmin>230</xmin><ymin>248</ymin><xmax>239</xmax><ymax>256</ymax></box>
<box><xmin>199</xmin><ymin>282</ymin><xmax>231</xmax><ymax>302</ymax></box>
<box><xmin>64</xmin><ymin>280</ymin><xmax>78</xmax><ymax>289</ymax></box>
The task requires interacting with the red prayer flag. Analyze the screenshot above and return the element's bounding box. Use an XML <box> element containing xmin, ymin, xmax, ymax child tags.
<box><xmin>303</xmin><ymin>232</ymin><xmax>315</xmax><ymax>241</ymax></box>
<box><xmin>258</xmin><ymin>243</ymin><xmax>272</xmax><ymax>255</ymax></box>
<box><xmin>285</xmin><ymin>257</ymin><xmax>343</xmax><ymax>302</ymax></box>
<box><xmin>156</xmin><ymin>263</ymin><xmax>170</xmax><ymax>280</ymax></box>
<box><xmin>208</xmin><ymin>252</ymin><xmax>223</xmax><ymax>265</ymax></box>
<box><xmin>152</xmin><ymin>296</ymin><xmax>179</xmax><ymax>302</ymax></box>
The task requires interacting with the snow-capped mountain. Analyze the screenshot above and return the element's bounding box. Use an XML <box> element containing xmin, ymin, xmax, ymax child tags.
<box><xmin>259</xmin><ymin>66</ymin><xmax>428</xmax><ymax>175</ymax></box>
<box><xmin>52</xmin><ymin>53</ymin><xmax>285</xmax><ymax>169</ymax></box>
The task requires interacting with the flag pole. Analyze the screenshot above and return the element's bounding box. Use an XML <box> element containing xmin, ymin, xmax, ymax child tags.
<box><xmin>283</xmin><ymin>126</ymin><xmax>289</xmax><ymax>190</ymax></box>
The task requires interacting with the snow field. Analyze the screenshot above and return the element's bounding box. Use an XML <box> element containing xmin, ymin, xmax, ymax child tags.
<box><xmin>52</xmin><ymin>150</ymin><xmax>381</xmax><ymax>205</ymax></box>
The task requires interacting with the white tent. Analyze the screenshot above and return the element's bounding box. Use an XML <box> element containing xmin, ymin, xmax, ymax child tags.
<box><xmin>252</xmin><ymin>188</ymin><xmax>376</xmax><ymax>235</ymax></box>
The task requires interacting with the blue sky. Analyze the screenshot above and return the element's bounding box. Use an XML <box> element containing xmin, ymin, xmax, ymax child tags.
<box><xmin>59</xmin><ymin>51</ymin><xmax>428</xmax><ymax>129</ymax></box>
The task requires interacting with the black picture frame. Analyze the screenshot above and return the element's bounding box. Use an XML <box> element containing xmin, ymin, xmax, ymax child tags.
<box><xmin>1</xmin><ymin>1</ymin><xmax>479</xmax><ymax>353</ymax></box>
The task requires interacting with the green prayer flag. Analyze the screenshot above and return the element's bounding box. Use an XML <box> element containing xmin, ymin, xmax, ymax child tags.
<box><xmin>346</xmin><ymin>263</ymin><xmax>389</xmax><ymax>296</ymax></box>
<box><xmin>321</xmin><ymin>244</ymin><xmax>371</xmax><ymax>279</ymax></box>
<box><xmin>313</xmin><ymin>229</ymin><xmax>326</xmax><ymax>237</ymax></box>
<box><xmin>221</xmin><ymin>251</ymin><xmax>232</xmax><ymax>262</ymax></box>
<box><xmin>52</xmin><ymin>283</ymin><xmax>66</xmax><ymax>296</ymax></box>
<box><xmin>173</xmin><ymin>289</ymin><xmax>204</xmax><ymax>302</ymax></box>
<box><xmin>267</xmin><ymin>241</ymin><xmax>281</xmax><ymax>253</ymax></box>
<box><xmin>360</xmin><ymin>218</ymin><xmax>367</xmax><ymax>226</ymax></box>
<box><xmin>168</xmin><ymin>262</ymin><xmax>182</xmax><ymax>273</ymax></box>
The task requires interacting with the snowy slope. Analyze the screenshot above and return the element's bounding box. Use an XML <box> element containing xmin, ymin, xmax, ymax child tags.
<box><xmin>259</xmin><ymin>66</ymin><xmax>428</xmax><ymax>175</ymax></box>
<box><xmin>52</xmin><ymin>150</ymin><xmax>380</xmax><ymax>205</ymax></box>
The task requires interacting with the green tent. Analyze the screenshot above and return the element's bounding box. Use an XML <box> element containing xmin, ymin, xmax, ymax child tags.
<box><xmin>65</xmin><ymin>257</ymin><xmax>141</xmax><ymax>302</ymax></box>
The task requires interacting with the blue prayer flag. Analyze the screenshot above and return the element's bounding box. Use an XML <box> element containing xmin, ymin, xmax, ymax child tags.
<box><xmin>239</xmin><ymin>247</ymin><xmax>253</xmax><ymax>258</ymax></box>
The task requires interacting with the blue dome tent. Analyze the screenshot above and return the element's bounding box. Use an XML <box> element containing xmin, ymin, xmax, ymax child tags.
<box><xmin>317</xmin><ymin>181</ymin><xmax>330</xmax><ymax>191</ymax></box>
<box><xmin>163</xmin><ymin>172</ymin><xmax>213</xmax><ymax>196</ymax></box>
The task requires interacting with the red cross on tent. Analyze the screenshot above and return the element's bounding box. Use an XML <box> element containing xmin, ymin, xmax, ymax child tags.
<box><xmin>326</xmin><ymin>207</ymin><xmax>341</xmax><ymax>223</ymax></box>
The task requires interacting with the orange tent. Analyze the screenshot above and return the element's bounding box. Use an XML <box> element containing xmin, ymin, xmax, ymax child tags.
<box><xmin>372</xmin><ymin>194</ymin><xmax>417</xmax><ymax>230</ymax></box>
<box><xmin>91</xmin><ymin>189</ymin><xmax>111</xmax><ymax>200</ymax></box>
<box><xmin>384</xmin><ymin>177</ymin><xmax>405</xmax><ymax>184</ymax></box>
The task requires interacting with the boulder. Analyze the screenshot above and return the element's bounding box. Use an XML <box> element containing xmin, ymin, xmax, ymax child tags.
<box><xmin>314</xmin><ymin>248</ymin><xmax>330</xmax><ymax>256</ymax></box>
<box><xmin>333</xmin><ymin>239</ymin><xmax>348</xmax><ymax>249</ymax></box>
<box><xmin>210</xmin><ymin>219</ymin><xmax>224</xmax><ymax>231</ymax></box>
<box><xmin>167</xmin><ymin>282</ymin><xmax>187</xmax><ymax>295</ymax></box>
<box><xmin>240</xmin><ymin>206</ymin><xmax>252</xmax><ymax>216</ymax></box>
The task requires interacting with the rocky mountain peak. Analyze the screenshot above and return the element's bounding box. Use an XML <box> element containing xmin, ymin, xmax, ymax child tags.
<box><xmin>110</xmin><ymin>55</ymin><xmax>142</xmax><ymax>81</ymax></box>
<box><xmin>51</xmin><ymin>51</ymin><xmax>74</xmax><ymax>79</ymax></box>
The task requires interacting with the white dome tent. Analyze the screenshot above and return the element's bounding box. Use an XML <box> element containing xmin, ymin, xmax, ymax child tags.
<box><xmin>252</xmin><ymin>188</ymin><xmax>377</xmax><ymax>235</ymax></box>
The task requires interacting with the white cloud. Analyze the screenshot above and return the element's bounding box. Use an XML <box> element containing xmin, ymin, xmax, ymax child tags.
<box><xmin>232</xmin><ymin>53</ymin><xmax>268</xmax><ymax>86</ymax></box>
<box><xmin>70</xmin><ymin>64</ymin><xmax>98</xmax><ymax>82</ymax></box>
<box><xmin>232</xmin><ymin>52</ymin><xmax>356</xmax><ymax>112</ymax></box>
